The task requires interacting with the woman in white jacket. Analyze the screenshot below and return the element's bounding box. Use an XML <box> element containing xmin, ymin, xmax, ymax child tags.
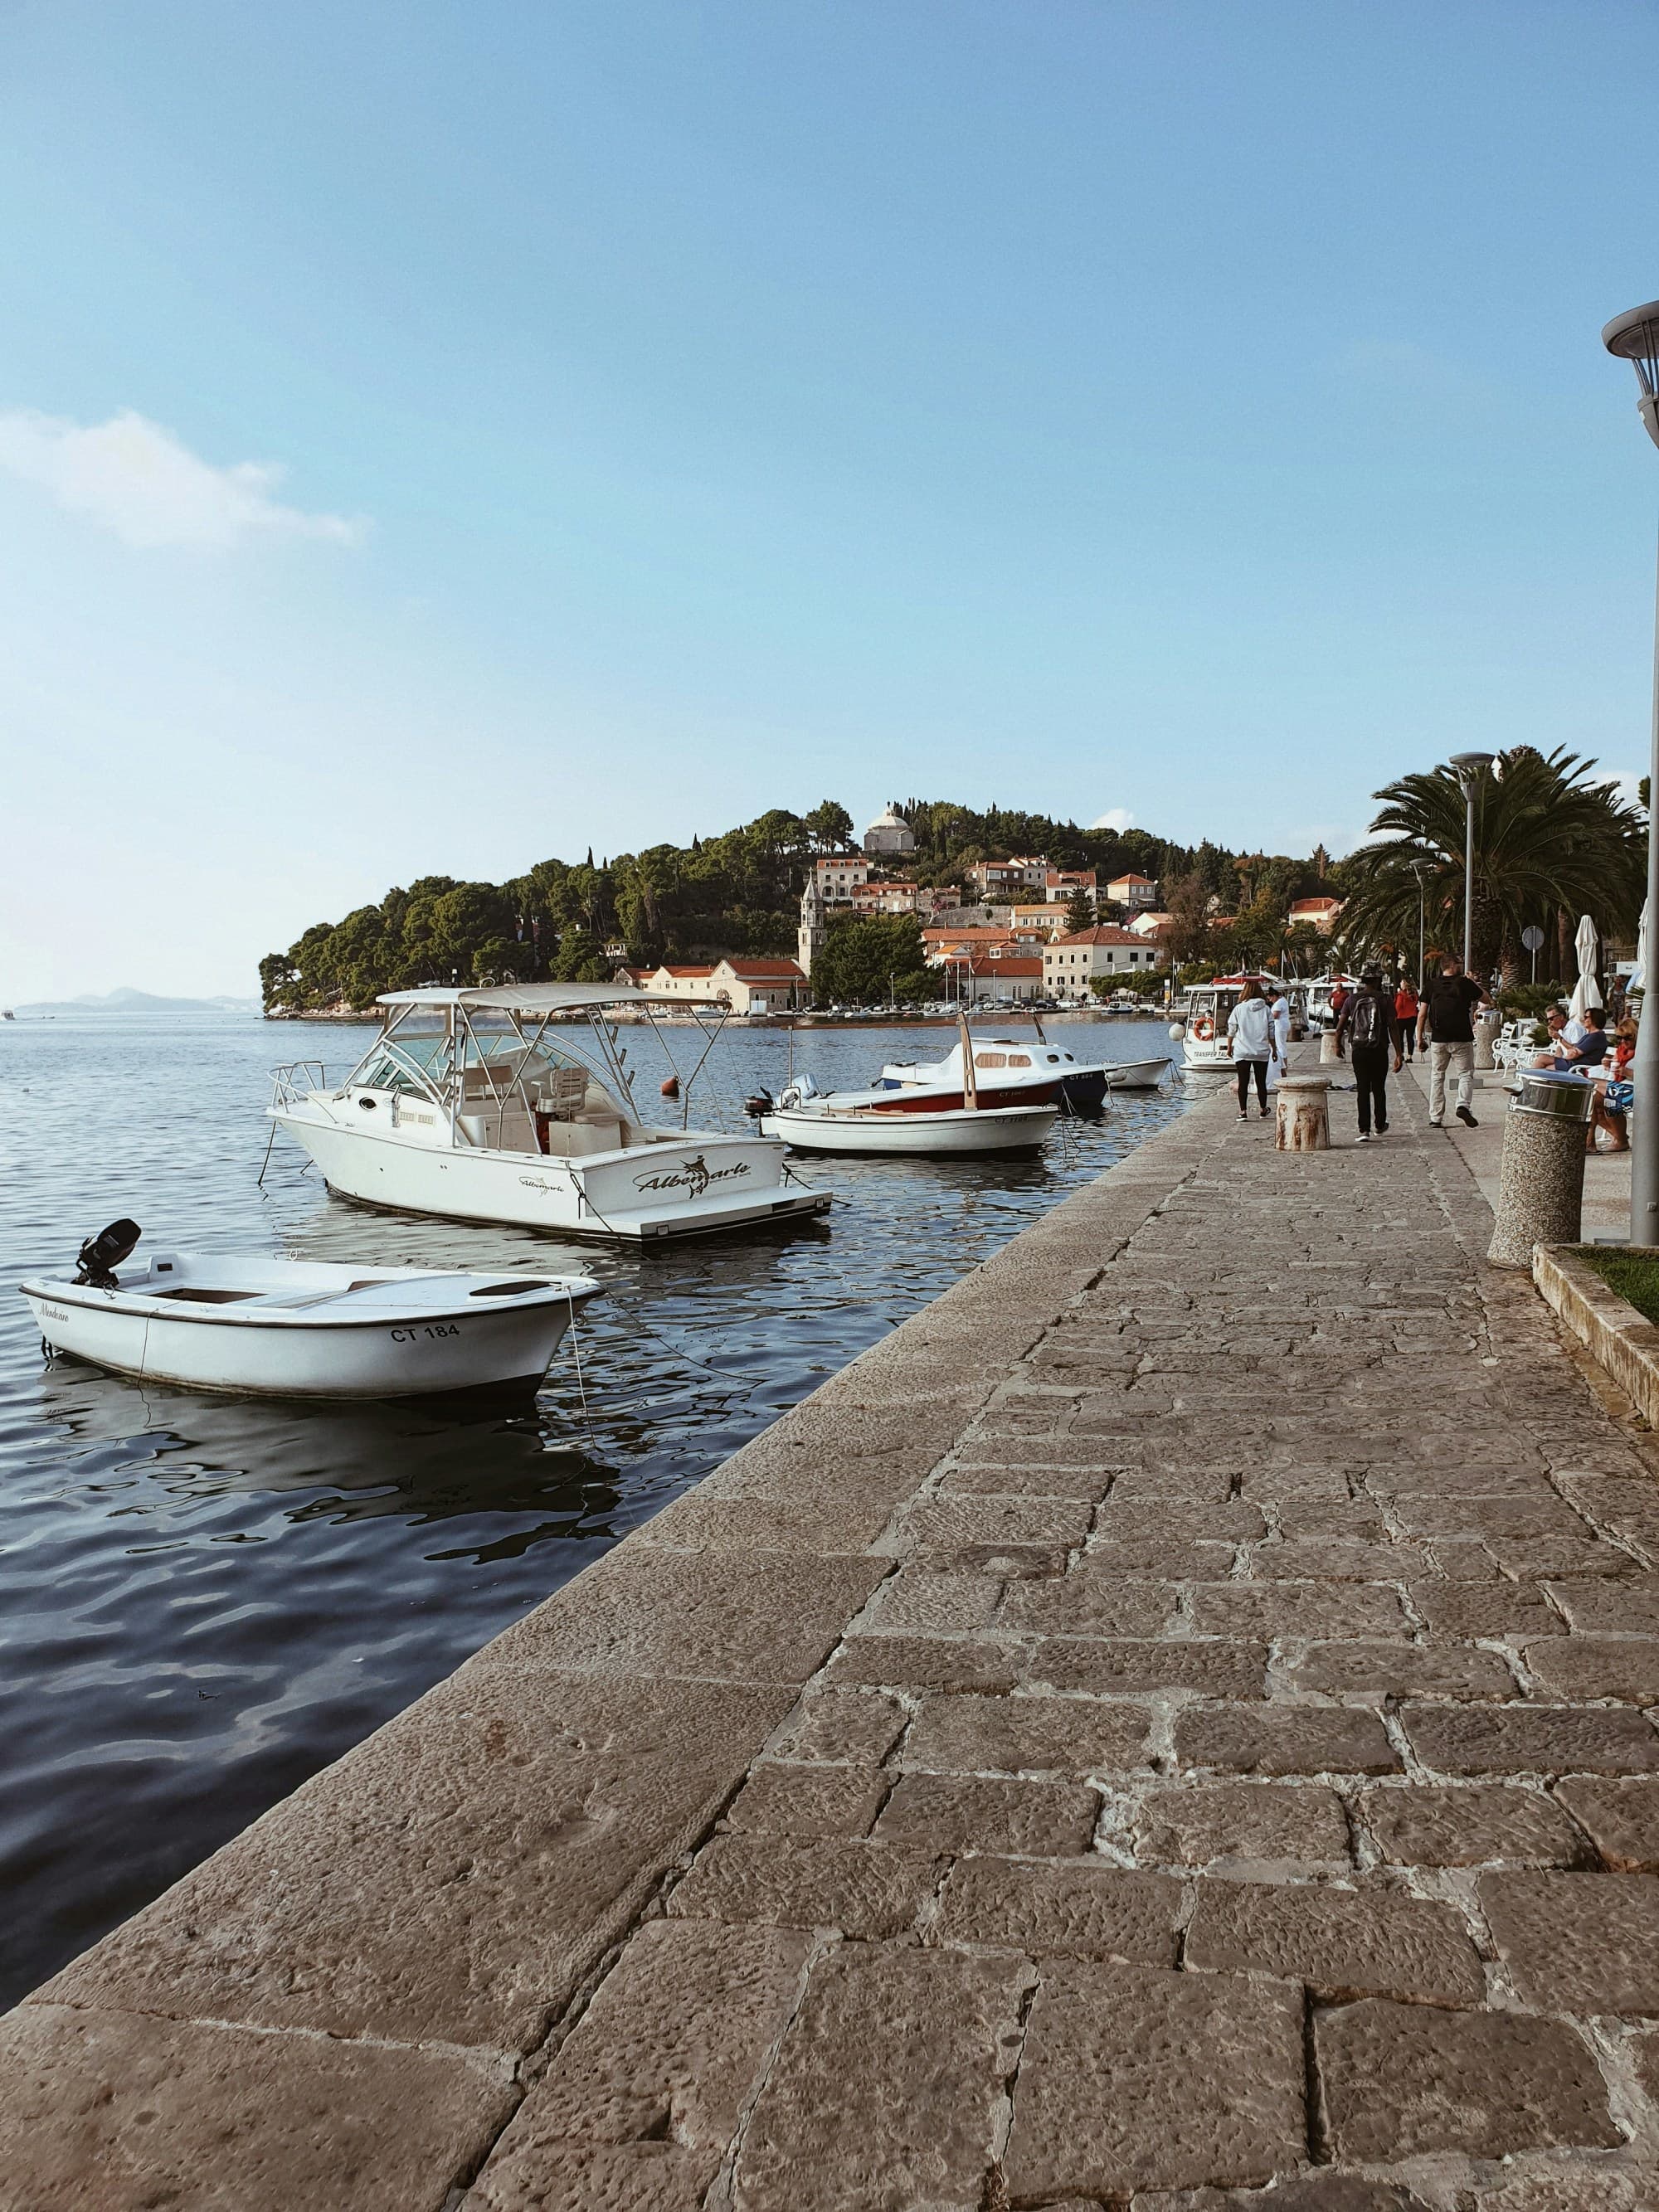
<box><xmin>1227</xmin><ymin>979</ymin><xmax>1274</xmax><ymax>1120</ymax></box>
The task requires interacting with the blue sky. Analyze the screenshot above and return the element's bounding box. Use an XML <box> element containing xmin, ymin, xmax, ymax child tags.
<box><xmin>3</xmin><ymin>1</ymin><xmax>1657</xmax><ymax>997</ymax></box>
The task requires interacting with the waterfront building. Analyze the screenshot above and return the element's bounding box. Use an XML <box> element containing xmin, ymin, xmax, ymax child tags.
<box><xmin>1104</xmin><ymin>871</ymin><xmax>1159</xmax><ymax>911</ymax></box>
<box><xmin>862</xmin><ymin>803</ymin><xmax>917</xmax><ymax>857</ymax></box>
<box><xmin>952</xmin><ymin>953</ymin><xmax>1044</xmax><ymax>1003</ymax></box>
<box><xmin>645</xmin><ymin>958</ymin><xmax>807</xmax><ymax>1013</ymax></box>
<box><xmin>923</xmin><ymin>923</ymin><xmax>1046</xmax><ymax>967</ymax></box>
<box><xmin>1043</xmin><ymin>923</ymin><xmax>1168</xmax><ymax>1000</ymax></box>
<box><xmin>1288</xmin><ymin>895</ymin><xmax>1345</xmax><ymax>935</ymax></box>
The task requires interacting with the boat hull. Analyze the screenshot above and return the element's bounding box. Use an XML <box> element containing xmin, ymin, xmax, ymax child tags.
<box><xmin>273</xmin><ymin>1110</ymin><xmax>830</xmax><ymax>1241</ymax></box>
<box><xmin>20</xmin><ymin>1284</ymin><xmax>594</xmax><ymax>1400</ymax></box>
<box><xmin>760</xmin><ymin>1104</ymin><xmax>1058</xmax><ymax>1155</ymax></box>
<box><xmin>1101</xmin><ymin>1058</ymin><xmax>1170</xmax><ymax>1091</ymax></box>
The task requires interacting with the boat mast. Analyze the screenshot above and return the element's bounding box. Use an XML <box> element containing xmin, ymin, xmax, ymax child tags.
<box><xmin>958</xmin><ymin>1012</ymin><xmax>979</xmax><ymax>1110</ymax></box>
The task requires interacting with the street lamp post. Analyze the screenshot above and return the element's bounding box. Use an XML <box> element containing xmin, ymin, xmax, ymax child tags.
<box><xmin>1410</xmin><ymin>859</ymin><xmax>1431</xmax><ymax>989</ymax></box>
<box><xmin>1447</xmin><ymin>753</ymin><xmax>1496</xmax><ymax>979</ymax></box>
<box><xmin>1603</xmin><ymin>299</ymin><xmax>1659</xmax><ymax>1244</ymax></box>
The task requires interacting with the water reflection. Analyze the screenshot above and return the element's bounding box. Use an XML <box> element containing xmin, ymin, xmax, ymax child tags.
<box><xmin>0</xmin><ymin>1011</ymin><xmax>1190</xmax><ymax>2002</ymax></box>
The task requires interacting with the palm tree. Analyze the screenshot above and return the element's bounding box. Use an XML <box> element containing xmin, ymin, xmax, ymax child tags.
<box><xmin>1337</xmin><ymin>746</ymin><xmax>1643</xmax><ymax>981</ymax></box>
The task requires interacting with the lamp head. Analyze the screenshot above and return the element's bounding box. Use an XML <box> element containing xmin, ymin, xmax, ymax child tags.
<box><xmin>1603</xmin><ymin>300</ymin><xmax>1659</xmax><ymax>452</ymax></box>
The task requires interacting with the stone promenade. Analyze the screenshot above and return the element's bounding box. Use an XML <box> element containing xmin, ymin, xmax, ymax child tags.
<box><xmin>7</xmin><ymin>1062</ymin><xmax>1659</xmax><ymax>2209</ymax></box>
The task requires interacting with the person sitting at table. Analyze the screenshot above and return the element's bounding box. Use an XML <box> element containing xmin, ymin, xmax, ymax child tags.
<box><xmin>1530</xmin><ymin>1008</ymin><xmax>1569</xmax><ymax>1066</ymax></box>
<box><xmin>1588</xmin><ymin>1017</ymin><xmax>1638</xmax><ymax>1153</ymax></box>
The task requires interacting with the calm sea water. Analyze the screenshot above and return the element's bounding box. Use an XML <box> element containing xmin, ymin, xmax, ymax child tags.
<box><xmin>0</xmin><ymin>1010</ymin><xmax>1191</xmax><ymax>2002</ymax></box>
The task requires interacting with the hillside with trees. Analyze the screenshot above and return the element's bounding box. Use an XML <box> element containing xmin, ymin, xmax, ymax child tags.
<box><xmin>259</xmin><ymin>798</ymin><xmax>1349</xmax><ymax>1012</ymax></box>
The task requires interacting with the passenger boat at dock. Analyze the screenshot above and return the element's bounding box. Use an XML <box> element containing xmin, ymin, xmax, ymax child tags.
<box><xmin>1172</xmin><ymin>974</ymin><xmax>1305</xmax><ymax>1081</ymax></box>
<box><xmin>268</xmin><ymin>984</ymin><xmax>831</xmax><ymax>1242</ymax></box>
<box><xmin>21</xmin><ymin>1222</ymin><xmax>600</xmax><ymax>1400</ymax></box>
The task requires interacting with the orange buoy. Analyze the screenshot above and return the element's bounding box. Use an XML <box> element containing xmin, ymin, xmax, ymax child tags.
<box><xmin>661</xmin><ymin>1076</ymin><xmax>679</xmax><ymax>1098</ymax></box>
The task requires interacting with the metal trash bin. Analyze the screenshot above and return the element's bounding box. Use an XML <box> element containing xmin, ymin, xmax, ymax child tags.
<box><xmin>1487</xmin><ymin>1072</ymin><xmax>1596</xmax><ymax>1266</ymax></box>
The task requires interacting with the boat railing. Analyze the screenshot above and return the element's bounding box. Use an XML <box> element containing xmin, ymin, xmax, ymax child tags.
<box><xmin>270</xmin><ymin>1060</ymin><xmax>328</xmax><ymax>1109</ymax></box>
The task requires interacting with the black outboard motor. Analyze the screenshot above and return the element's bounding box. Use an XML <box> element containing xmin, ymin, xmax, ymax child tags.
<box><xmin>743</xmin><ymin>1089</ymin><xmax>774</xmax><ymax>1120</ymax></box>
<box><xmin>75</xmin><ymin>1219</ymin><xmax>141</xmax><ymax>1288</ymax></box>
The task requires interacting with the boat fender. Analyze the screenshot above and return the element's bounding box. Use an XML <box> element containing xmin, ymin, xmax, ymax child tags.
<box><xmin>75</xmin><ymin>1218</ymin><xmax>141</xmax><ymax>1289</ymax></box>
<box><xmin>661</xmin><ymin>1076</ymin><xmax>679</xmax><ymax>1098</ymax></box>
<box><xmin>1168</xmin><ymin>1023</ymin><xmax>1186</xmax><ymax>1040</ymax></box>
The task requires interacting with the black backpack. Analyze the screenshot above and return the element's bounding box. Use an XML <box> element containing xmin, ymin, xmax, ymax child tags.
<box><xmin>1348</xmin><ymin>991</ymin><xmax>1386</xmax><ymax>1048</ymax></box>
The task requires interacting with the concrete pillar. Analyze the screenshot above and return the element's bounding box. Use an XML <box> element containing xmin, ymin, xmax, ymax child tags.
<box><xmin>1276</xmin><ymin>1077</ymin><xmax>1332</xmax><ymax>1151</ymax></box>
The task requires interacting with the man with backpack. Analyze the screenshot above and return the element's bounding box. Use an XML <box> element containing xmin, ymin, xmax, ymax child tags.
<box><xmin>1415</xmin><ymin>954</ymin><xmax>1493</xmax><ymax>1128</ymax></box>
<box><xmin>1335</xmin><ymin>969</ymin><xmax>1404</xmax><ymax>1141</ymax></box>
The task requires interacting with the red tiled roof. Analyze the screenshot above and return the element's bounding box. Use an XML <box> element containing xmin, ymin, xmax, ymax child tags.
<box><xmin>660</xmin><ymin>964</ymin><xmax>715</xmax><ymax>977</ymax></box>
<box><xmin>1048</xmin><ymin>926</ymin><xmax>1146</xmax><ymax>947</ymax></box>
<box><xmin>718</xmin><ymin>958</ymin><xmax>805</xmax><ymax>979</ymax></box>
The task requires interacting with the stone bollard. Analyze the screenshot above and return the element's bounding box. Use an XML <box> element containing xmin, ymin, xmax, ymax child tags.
<box><xmin>1318</xmin><ymin>1029</ymin><xmax>1340</xmax><ymax>1066</ymax></box>
<box><xmin>1474</xmin><ymin>1007</ymin><xmax>1501</xmax><ymax>1072</ymax></box>
<box><xmin>1276</xmin><ymin>1076</ymin><xmax>1332</xmax><ymax>1152</ymax></box>
<box><xmin>1487</xmin><ymin>1074</ymin><xmax>1595</xmax><ymax>1266</ymax></box>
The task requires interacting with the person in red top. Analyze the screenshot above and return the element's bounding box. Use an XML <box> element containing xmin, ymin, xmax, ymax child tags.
<box><xmin>1394</xmin><ymin>978</ymin><xmax>1419</xmax><ymax>1061</ymax></box>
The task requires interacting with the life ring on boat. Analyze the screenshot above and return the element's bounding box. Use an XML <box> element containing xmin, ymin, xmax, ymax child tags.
<box><xmin>1191</xmin><ymin>1016</ymin><xmax>1214</xmax><ymax>1042</ymax></box>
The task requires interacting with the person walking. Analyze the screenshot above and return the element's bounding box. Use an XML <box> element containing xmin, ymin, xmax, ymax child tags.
<box><xmin>1416</xmin><ymin>954</ymin><xmax>1492</xmax><ymax>1128</ymax></box>
<box><xmin>1269</xmin><ymin>983</ymin><xmax>1292</xmax><ymax>1081</ymax></box>
<box><xmin>1336</xmin><ymin>968</ymin><xmax>1404</xmax><ymax>1141</ymax></box>
<box><xmin>1227</xmin><ymin>978</ymin><xmax>1274</xmax><ymax>1120</ymax></box>
<box><xmin>1393</xmin><ymin>975</ymin><xmax>1418</xmax><ymax>1061</ymax></box>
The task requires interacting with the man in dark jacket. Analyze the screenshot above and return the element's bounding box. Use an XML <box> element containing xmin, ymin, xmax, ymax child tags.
<box><xmin>1336</xmin><ymin>968</ymin><xmax>1404</xmax><ymax>1142</ymax></box>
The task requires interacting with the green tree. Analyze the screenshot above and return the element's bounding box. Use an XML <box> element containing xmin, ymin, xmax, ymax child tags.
<box><xmin>1338</xmin><ymin>746</ymin><xmax>1643</xmax><ymax>980</ymax></box>
<box><xmin>810</xmin><ymin>915</ymin><xmax>932</xmax><ymax>1005</ymax></box>
<box><xmin>1063</xmin><ymin>887</ymin><xmax>1097</xmax><ymax>932</ymax></box>
<box><xmin>1164</xmin><ymin>874</ymin><xmax>1213</xmax><ymax>965</ymax></box>
<box><xmin>804</xmin><ymin>800</ymin><xmax>854</xmax><ymax>851</ymax></box>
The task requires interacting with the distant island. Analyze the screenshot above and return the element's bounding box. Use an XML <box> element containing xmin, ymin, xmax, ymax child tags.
<box><xmin>12</xmin><ymin>988</ymin><xmax>260</xmax><ymax>1017</ymax></box>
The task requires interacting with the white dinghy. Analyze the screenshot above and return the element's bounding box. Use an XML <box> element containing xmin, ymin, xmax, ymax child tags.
<box><xmin>760</xmin><ymin>1093</ymin><xmax>1058</xmax><ymax>1155</ymax></box>
<box><xmin>20</xmin><ymin>1223</ymin><xmax>601</xmax><ymax>1401</ymax></box>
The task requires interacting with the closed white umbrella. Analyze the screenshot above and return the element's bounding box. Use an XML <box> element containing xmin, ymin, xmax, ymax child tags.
<box><xmin>1570</xmin><ymin>914</ymin><xmax>1603</xmax><ymax>1020</ymax></box>
<box><xmin>1636</xmin><ymin>899</ymin><xmax>1650</xmax><ymax>997</ymax></box>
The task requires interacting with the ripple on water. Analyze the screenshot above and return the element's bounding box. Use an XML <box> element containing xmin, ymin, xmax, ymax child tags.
<box><xmin>0</xmin><ymin>1010</ymin><xmax>1191</xmax><ymax>1998</ymax></box>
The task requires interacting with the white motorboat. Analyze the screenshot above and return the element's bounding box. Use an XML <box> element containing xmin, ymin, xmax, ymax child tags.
<box><xmin>20</xmin><ymin>1222</ymin><xmax>601</xmax><ymax>1400</ymax></box>
<box><xmin>269</xmin><ymin>984</ymin><xmax>830</xmax><ymax>1242</ymax></box>
<box><xmin>877</xmin><ymin>1027</ymin><xmax>1106</xmax><ymax>1112</ymax></box>
<box><xmin>761</xmin><ymin>1091</ymin><xmax>1058</xmax><ymax>1155</ymax></box>
<box><xmin>1171</xmin><ymin>973</ymin><xmax>1302</xmax><ymax>1082</ymax></box>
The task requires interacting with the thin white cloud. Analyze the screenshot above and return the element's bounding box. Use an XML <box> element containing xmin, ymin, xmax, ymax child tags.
<box><xmin>1092</xmin><ymin>807</ymin><xmax>1134</xmax><ymax>833</ymax></box>
<box><xmin>0</xmin><ymin>407</ymin><xmax>364</xmax><ymax>550</ymax></box>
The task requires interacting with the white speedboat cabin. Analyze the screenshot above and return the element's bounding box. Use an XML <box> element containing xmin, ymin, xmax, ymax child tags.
<box><xmin>270</xmin><ymin>984</ymin><xmax>831</xmax><ymax>1241</ymax></box>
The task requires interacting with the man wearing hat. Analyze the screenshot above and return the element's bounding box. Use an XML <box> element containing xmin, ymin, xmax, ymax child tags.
<box><xmin>1335</xmin><ymin>968</ymin><xmax>1405</xmax><ymax>1143</ymax></box>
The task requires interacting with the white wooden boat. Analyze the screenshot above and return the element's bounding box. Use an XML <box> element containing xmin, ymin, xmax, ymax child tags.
<box><xmin>20</xmin><ymin>1228</ymin><xmax>600</xmax><ymax>1400</ymax></box>
<box><xmin>270</xmin><ymin>984</ymin><xmax>830</xmax><ymax>1242</ymax></box>
<box><xmin>1101</xmin><ymin>1056</ymin><xmax>1171</xmax><ymax>1091</ymax></box>
<box><xmin>878</xmin><ymin>1031</ymin><xmax>1104</xmax><ymax>1111</ymax></box>
<box><xmin>761</xmin><ymin>1087</ymin><xmax>1058</xmax><ymax>1155</ymax></box>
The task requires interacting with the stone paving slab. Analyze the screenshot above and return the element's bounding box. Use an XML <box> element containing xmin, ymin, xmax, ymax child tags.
<box><xmin>11</xmin><ymin>1054</ymin><xmax>1659</xmax><ymax>2205</ymax></box>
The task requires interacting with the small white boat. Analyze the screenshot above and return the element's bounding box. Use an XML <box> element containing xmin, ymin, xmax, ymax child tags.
<box><xmin>1100</xmin><ymin>1056</ymin><xmax>1171</xmax><ymax>1091</ymax></box>
<box><xmin>20</xmin><ymin>1223</ymin><xmax>600</xmax><ymax>1400</ymax></box>
<box><xmin>761</xmin><ymin>1087</ymin><xmax>1058</xmax><ymax>1155</ymax></box>
<box><xmin>878</xmin><ymin>1028</ymin><xmax>1108</xmax><ymax>1112</ymax></box>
